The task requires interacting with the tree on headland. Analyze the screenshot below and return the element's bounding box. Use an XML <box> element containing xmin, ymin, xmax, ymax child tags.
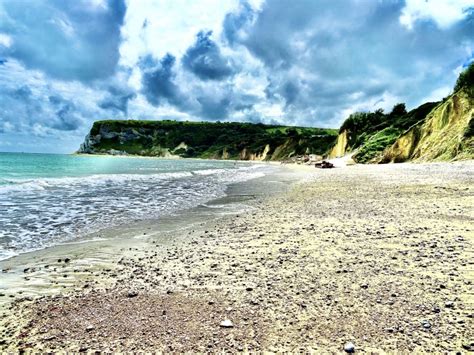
<box><xmin>454</xmin><ymin>61</ymin><xmax>474</xmax><ymax>93</ymax></box>
<box><xmin>389</xmin><ymin>103</ymin><xmax>407</xmax><ymax>118</ymax></box>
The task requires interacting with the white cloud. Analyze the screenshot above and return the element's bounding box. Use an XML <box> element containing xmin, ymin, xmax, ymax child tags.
<box><xmin>119</xmin><ymin>0</ymin><xmax>240</xmax><ymax>67</ymax></box>
<box><xmin>400</xmin><ymin>0</ymin><xmax>474</xmax><ymax>29</ymax></box>
<box><xmin>0</xmin><ymin>33</ymin><xmax>12</xmax><ymax>47</ymax></box>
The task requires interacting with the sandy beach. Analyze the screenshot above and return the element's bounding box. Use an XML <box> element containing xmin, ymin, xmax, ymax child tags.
<box><xmin>1</xmin><ymin>162</ymin><xmax>473</xmax><ymax>353</ymax></box>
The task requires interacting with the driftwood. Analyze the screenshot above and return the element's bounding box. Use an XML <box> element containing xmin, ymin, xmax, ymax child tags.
<box><xmin>315</xmin><ymin>160</ymin><xmax>334</xmax><ymax>169</ymax></box>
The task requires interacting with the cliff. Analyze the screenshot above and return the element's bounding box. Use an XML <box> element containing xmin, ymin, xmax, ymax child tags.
<box><xmin>381</xmin><ymin>88</ymin><xmax>473</xmax><ymax>162</ymax></box>
<box><xmin>78</xmin><ymin>120</ymin><xmax>338</xmax><ymax>161</ymax></box>
<box><xmin>328</xmin><ymin>102</ymin><xmax>438</xmax><ymax>162</ymax></box>
<box><xmin>328</xmin><ymin>62</ymin><xmax>474</xmax><ymax>163</ymax></box>
<box><xmin>328</xmin><ymin>130</ymin><xmax>348</xmax><ymax>158</ymax></box>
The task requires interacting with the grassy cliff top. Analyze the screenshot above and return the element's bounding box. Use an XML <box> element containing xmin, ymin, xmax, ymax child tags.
<box><xmin>90</xmin><ymin>119</ymin><xmax>337</xmax><ymax>136</ymax></box>
<box><xmin>84</xmin><ymin>119</ymin><xmax>338</xmax><ymax>159</ymax></box>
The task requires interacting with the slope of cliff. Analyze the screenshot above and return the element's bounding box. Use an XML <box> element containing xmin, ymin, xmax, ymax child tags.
<box><xmin>78</xmin><ymin>120</ymin><xmax>337</xmax><ymax>161</ymax></box>
<box><xmin>329</xmin><ymin>102</ymin><xmax>438</xmax><ymax>162</ymax></box>
<box><xmin>381</xmin><ymin>88</ymin><xmax>474</xmax><ymax>162</ymax></box>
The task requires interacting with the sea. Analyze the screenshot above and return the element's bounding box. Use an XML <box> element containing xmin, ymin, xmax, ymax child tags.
<box><xmin>0</xmin><ymin>152</ymin><xmax>276</xmax><ymax>260</ymax></box>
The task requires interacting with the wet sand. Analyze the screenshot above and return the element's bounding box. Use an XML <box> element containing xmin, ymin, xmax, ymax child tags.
<box><xmin>1</xmin><ymin>162</ymin><xmax>473</xmax><ymax>353</ymax></box>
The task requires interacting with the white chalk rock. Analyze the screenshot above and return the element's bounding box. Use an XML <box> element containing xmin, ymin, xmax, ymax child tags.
<box><xmin>220</xmin><ymin>319</ymin><xmax>234</xmax><ymax>328</ymax></box>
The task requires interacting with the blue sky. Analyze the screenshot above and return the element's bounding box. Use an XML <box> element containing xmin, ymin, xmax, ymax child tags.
<box><xmin>0</xmin><ymin>0</ymin><xmax>473</xmax><ymax>153</ymax></box>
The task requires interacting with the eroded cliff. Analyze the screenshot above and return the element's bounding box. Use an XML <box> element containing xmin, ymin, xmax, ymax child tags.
<box><xmin>381</xmin><ymin>89</ymin><xmax>473</xmax><ymax>162</ymax></box>
<box><xmin>78</xmin><ymin>120</ymin><xmax>338</xmax><ymax>161</ymax></box>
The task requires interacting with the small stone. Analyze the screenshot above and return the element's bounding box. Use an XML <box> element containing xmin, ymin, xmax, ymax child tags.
<box><xmin>344</xmin><ymin>342</ymin><xmax>355</xmax><ymax>353</ymax></box>
<box><xmin>462</xmin><ymin>343</ymin><xmax>474</xmax><ymax>351</ymax></box>
<box><xmin>64</xmin><ymin>258</ymin><xmax>71</xmax><ymax>263</ymax></box>
<box><xmin>360</xmin><ymin>283</ymin><xmax>368</xmax><ymax>289</ymax></box>
<box><xmin>422</xmin><ymin>320</ymin><xmax>431</xmax><ymax>329</ymax></box>
<box><xmin>127</xmin><ymin>291</ymin><xmax>138</xmax><ymax>298</ymax></box>
<box><xmin>220</xmin><ymin>319</ymin><xmax>234</xmax><ymax>328</ymax></box>
<box><xmin>445</xmin><ymin>301</ymin><xmax>454</xmax><ymax>309</ymax></box>
<box><xmin>85</xmin><ymin>325</ymin><xmax>95</xmax><ymax>332</ymax></box>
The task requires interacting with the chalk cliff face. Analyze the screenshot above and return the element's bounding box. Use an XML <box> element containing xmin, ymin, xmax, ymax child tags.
<box><xmin>327</xmin><ymin>63</ymin><xmax>474</xmax><ymax>163</ymax></box>
<box><xmin>329</xmin><ymin>130</ymin><xmax>348</xmax><ymax>158</ymax></box>
<box><xmin>327</xmin><ymin>91</ymin><xmax>473</xmax><ymax>163</ymax></box>
<box><xmin>381</xmin><ymin>89</ymin><xmax>473</xmax><ymax>162</ymax></box>
<box><xmin>78</xmin><ymin>120</ymin><xmax>337</xmax><ymax>161</ymax></box>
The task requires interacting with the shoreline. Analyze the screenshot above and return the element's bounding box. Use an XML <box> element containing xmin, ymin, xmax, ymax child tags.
<box><xmin>0</xmin><ymin>157</ymin><xmax>287</xmax><ymax>263</ymax></box>
<box><xmin>1</xmin><ymin>161</ymin><xmax>473</xmax><ymax>352</ymax></box>
<box><xmin>0</xmin><ymin>164</ymin><xmax>301</xmax><ymax>300</ymax></box>
<box><xmin>72</xmin><ymin>152</ymin><xmax>284</xmax><ymax>165</ymax></box>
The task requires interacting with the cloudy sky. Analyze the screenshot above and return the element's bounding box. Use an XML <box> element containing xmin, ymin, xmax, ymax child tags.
<box><xmin>0</xmin><ymin>0</ymin><xmax>473</xmax><ymax>153</ymax></box>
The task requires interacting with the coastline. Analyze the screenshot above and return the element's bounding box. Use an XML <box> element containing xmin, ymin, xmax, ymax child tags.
<box><xmin>1</xmin><ymin>161</ymin><xmax>473</xmax><ymax>352</ymax></box>
<box><xmin>72</xmin><ymin>152</ymin><xmax>284</xmax><ymax>165</ymax></box>
<box><xmin>0</xmin><ymin>164</ymin><xmax>301</xmax><ymax>301</ymax></box>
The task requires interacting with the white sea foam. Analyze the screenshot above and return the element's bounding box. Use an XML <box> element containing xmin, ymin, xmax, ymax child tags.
<box><xmin>0</xmin><ymin>162</ymin><xmax>274</xmax><ymax>261</ymax></box>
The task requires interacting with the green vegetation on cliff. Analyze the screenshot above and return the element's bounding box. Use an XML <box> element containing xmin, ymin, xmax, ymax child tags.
<box><xmin>331</xmin><ymin>61</ymin><xmax>474</xmax><ymax>163</ymax></box>
<box><xmin>380</xmin><ymin>63</ymin><xmax>474</xmax><ymax>163</ymax></box>
<box><xmin>80</xmin><ymin>120</ymin><xmax>337</xmax><ymax>160</ymax></box>
<box><xmin>454</xmin><ymin>61</ymin><xmax>474</xmax><ymax>95</ymax></box>
<box><xmin>333</xmin><ymin>102</ymin><xmax>439</xmax><ymax>162</ymax></box>
<box><xmin>381</xmin><ymin>87</ymin><xmax>474</xmax><ymax>162</ymax></box>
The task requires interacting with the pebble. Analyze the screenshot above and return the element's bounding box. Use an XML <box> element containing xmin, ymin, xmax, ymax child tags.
<box><xmin>127</xmin><ymin>291</ymin><xmax>138</xmax><ymax>298</ymax></box>
<box><xmin>422</xmin><ymin>320</ymin><xmax>431</xmax><ymax>329</ymax></box>
<box><xmin>220</xmin><ymin>319</ymin><xmax>234</xmax><ymax>328</ymax></box>
<box><xmin>344</xmin><ymin>342</ymin><xmax>355</xmax><ymax>353</ymax></box>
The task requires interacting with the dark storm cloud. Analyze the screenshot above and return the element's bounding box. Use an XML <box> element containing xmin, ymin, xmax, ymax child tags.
<box><xmin>98</xmin><ymin>86</ymin><xmax>137</xmax><ymax>115</ymax></box>
<box><xmin>141</xmin><ymin>52</ymin><xmax>234</xmax><ymax>119</ymax></box>
<box><xmin>0</xmin><ymin>82</ymin><xmax>82</xmax><ymax>136</ymax></box>
<box><xmin>13</xmin><ymin>85</ymin><xmax>33</xmax><ymax>100</ymax></box>
<box><xmin>182</xmin><ymin>31</ymin><xmax>234</xmax><ymax>81</ymax></box>
<box><xmin>196</xmin><ymin>95</ymin><xmax>231</xmax><ymax>120</ymax></box>
<box><xmin>141</xmin><ymin>53</ymin><xmax>183</xmax><ymax>107</ymax></box>
<box><xmin>0</xmin><ymin>0</ymin><xmax>126</xmax><ymax>81</ymax></box>
<box><xmin>219</xmin><ymin>0</ymin><xmax>474</xmax><ymax>126</ymax></box>
<box><xmin>48</xmin><ymin>95</ymin><xmax>83</xmax><ymax>131</ymax></box>
<box><xmin>223</xmin><ymin>1</ymin><xmax>255</xmax><ymax>46</ymax></box>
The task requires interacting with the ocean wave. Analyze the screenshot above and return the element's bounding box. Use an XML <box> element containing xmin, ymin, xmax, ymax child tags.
<box><xmin>191</xmin><ymin>168</ymin><xmax>227</xmax><ymax>176</ymax></box>
<box><xmin>0</xmin><ymin>163</ymin><xmax>274</xmax><ymax>260</ymax></box>
<box><xmin>0</xmin><ymin>171</ymin><xmax>196</xmax><ymax>194</ymax></box>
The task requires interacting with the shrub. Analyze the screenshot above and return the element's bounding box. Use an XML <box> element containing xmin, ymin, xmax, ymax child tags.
<box><xmin>454</xmin><ymin>61</ymin><xmax>474</xmax><ymax>93</ymax></box>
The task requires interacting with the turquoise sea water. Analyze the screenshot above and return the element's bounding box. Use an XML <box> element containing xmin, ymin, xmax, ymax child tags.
<box><xmin>0</xmin><ymin>153</ymin><xmax>273</xmax><ymax>260</ymax></box>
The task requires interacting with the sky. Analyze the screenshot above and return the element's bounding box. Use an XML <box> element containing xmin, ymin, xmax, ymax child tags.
<box><xmin>0</xmin><ymin>0</ymin><xmax>473</xmax><ymax>153</ymax></box>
